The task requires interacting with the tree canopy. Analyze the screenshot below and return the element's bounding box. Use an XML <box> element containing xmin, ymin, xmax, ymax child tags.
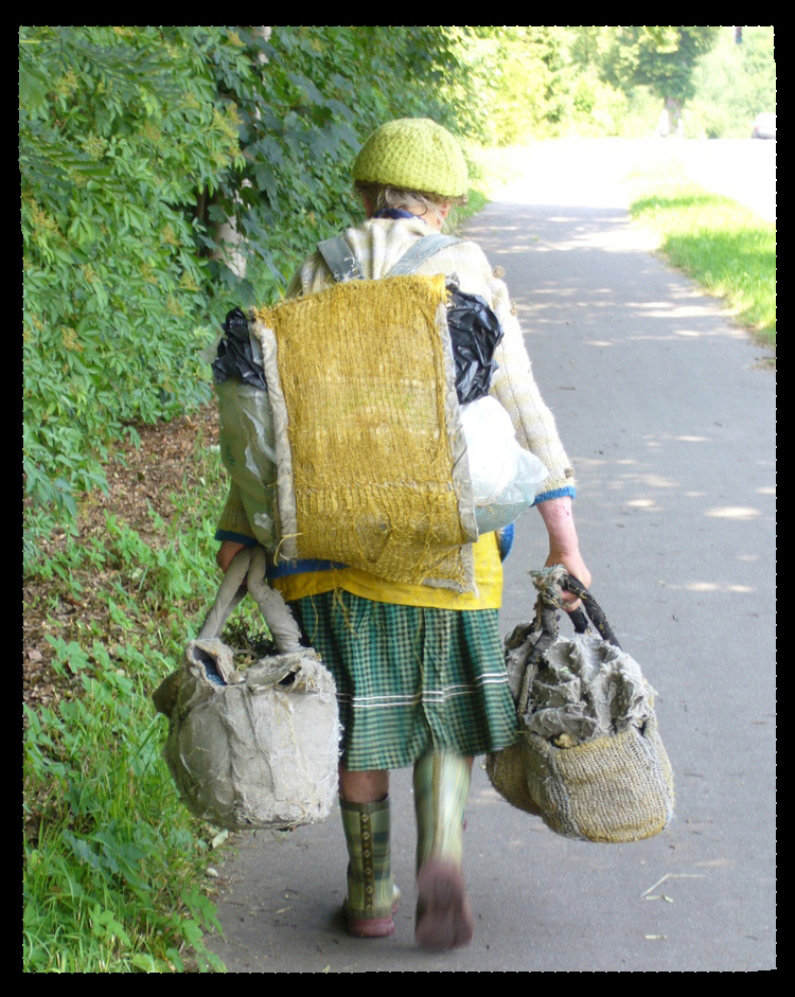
<box><xmin>590</xmin><ymin>27</ymin><xmax>720</xmax><ymax>101</ymax></box>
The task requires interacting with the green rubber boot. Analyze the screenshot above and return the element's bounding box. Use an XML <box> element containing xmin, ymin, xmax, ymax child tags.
<box><xmin>340</xmin><ymin>798</ymin><xmax>398</xmax><ymax>938</ymax></box>
<box><xmin>413</xmin><ymin>753</ymin><xmax>474</xmax><ymax>951</ymax></box>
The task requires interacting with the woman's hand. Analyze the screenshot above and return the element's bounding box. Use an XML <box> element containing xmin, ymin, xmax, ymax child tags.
<box><xmin>544</xmin><ymin>548</ymin><xmax>592</xmax><ymax>609</ymax></box>
<box><xmin>216</xmin><ymin>540</ymin><xmax>247</xmax><ymax>573</ymax></box>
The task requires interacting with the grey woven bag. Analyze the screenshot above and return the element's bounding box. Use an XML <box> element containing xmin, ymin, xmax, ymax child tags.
<box><xmin>153</xmin><ymin>547</ymin><xmax>340</xmax><ymax>831</ymax></box>
<box><xmin>486</xmin><ymin>568</ymin><xmax>674</xmax><ymax>843</ymax></box>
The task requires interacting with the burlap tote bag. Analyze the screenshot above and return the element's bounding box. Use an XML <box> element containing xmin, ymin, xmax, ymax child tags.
<box><xmin>211</xmin><ymin>234</ymin><xmax>541</xmax><ymax>594</ymax></box>
<box><xmin>154</xmin><ymin>547</ymin><xmax>340</xmax><ymax>831</ymax></box>
<box><xmin>487</xmin><ymin>568</ymin><xmax>674</xmax><ymax>843</ymax></box>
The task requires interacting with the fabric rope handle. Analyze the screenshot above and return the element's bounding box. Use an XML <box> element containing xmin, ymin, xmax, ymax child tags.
<box><xmin>562</xmin><ymin>574</ymin><xmax>622</xmax><ymax>650</ymax></box>
<box><xmin>197</xmin><ymin>547</ymin><xmax>305</xmax><ymax>655</ymax></box>
<box><xmin>197</xmin><ymin>547</ymin><xmax>252</xmax><ymax>639</ymax></box>
<box><xmin>517</xmin><ymin>570</ymin><xmax>622</xmax><ymax>716</ymax></box>
<box><xmin>568</xmin><ymin>606</ymin><xmax>590</xmax><ymax>635</ymax></box>
<box><xmin>529</xmin><ymin>567</ymin><xmax>622</xmax><ymax>651</ymax></box>
<box><xmin>245</xmin><ymin>547</ymin><xmax>304</xmax><ymax>655</ymax></box>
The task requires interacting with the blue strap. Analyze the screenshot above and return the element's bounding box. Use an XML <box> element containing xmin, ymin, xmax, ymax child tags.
<box><xmin>266</xmin><ymin>557</ymin><xmax>346</xmax><ymax>579</ymax></box>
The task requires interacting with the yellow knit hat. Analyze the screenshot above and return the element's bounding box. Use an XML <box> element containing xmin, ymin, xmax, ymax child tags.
<box><xmin>352</xmin><ymin>118</ymin><xmax>468</xmax><ymax>198</ymax></box>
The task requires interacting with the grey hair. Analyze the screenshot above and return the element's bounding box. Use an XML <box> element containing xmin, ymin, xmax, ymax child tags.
<box><xmin>355</xmin><ymin>181</ymin><xmax>466</xmax><ymax>228</ymax></box>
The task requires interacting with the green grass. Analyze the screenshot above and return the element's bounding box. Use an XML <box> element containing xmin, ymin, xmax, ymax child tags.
<box><xmin>628</xmin><ymin>181</ymin><xmax>776</xmax><ymax>348</ymax></box>
<box><xmin>23</xmin><ymin>437</ymin><xmax>232</xmax><ymax>973</ymax></box>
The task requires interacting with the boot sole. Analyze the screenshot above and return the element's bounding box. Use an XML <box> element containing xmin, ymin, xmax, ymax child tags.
<box><xmin>415</xmin><ymin>860</ymin><xmax>474</xmax><ymax>950</ymax></box>
<box><xmin>345</xmin><ymin>890</ymin><xmax>401</xmax><ymax>938</ymax></box>
<box><xmin>347</xmin><ymin>914</ymin><xmax>396</xmax><ymax>938</ymax></box>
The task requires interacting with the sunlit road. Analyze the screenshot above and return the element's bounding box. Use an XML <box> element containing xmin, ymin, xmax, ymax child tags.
<box><xmin>206</xmin><ymin>141</ymin><xmax>775</xmax><ymax>972</ymax></box>
<box><xmin>493</xmin><ymin>136</ymin><xmax>776</xmax><ymax>223</ymax></box>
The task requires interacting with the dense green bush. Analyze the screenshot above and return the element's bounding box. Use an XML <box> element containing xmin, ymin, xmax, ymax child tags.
<box><xmin>204</xmin><ymin>26</ymin><xmax>477</xmax><ymax>304</ymax></box>
<box><xmin>21</xmin><ymin>26</ymin><xmax>482</xmax><ymax>567</ymax></box>
<box><xmin>22</xmin><ymin>28</ymin><xmax>239</xmax><ymax>553</ymax></box>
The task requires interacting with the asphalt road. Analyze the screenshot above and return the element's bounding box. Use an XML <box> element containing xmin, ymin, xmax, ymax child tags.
<box><xmin>205</xmin><ymin>141</ymin><xmax>776</xmax><ymax>973</ymax></box>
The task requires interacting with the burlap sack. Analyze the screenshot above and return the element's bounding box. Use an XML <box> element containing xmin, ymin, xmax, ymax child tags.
<box><xmin>154</xmin><ymin>548</ymin><xmax>340</xmax><ymax>831</ymax></box>
<box><xmin>160</xmin><ymin>640</ymin><xmax>339</xmax><ymax>831</ymax></box>
<box><xmin>487</xmin><ymin>569</ymin><xmax>674</xmax><ymax>843</ymax></box>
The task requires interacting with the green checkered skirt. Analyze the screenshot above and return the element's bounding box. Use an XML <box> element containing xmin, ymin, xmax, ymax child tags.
<box><xmin>289</xmin><ymin>590</ymin><xmax>519</xmax><ymax>771</ymax></box>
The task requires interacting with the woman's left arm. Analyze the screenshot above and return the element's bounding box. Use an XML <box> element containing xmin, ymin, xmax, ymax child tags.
<box><xmin>536</xmin><ymin>495</ymin><xmax>592</xmax><ymax>608</ymax></box>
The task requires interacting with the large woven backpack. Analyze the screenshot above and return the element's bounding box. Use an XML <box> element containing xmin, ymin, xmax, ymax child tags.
<box><xmin>214</xmin><ymin>234</ymin><xmax>545</xmax><ymax>592</ymax></box>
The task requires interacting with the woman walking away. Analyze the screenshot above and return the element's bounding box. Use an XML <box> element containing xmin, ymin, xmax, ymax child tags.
<box><xmin>215</xmin><ymin>118</ymin><xmax>591</xmax><ymax>950</ymax></box>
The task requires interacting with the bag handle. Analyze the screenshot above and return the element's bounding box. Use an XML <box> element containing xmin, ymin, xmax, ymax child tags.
<box><xmin>515</xmin><ymin>568</ymin><xmax>621</xmax><ymax>717</ymax></box>
<box><xmin>531</xmin><ymin>566</ymin><xmax>621</xmax><ymax>650</ymax></box>
<box><xmin>198</xmin><ymin>546</ymin><xmax>304</xmax><ymax>655</ymax></box>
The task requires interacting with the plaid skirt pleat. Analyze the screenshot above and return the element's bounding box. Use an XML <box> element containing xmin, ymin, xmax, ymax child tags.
<box><xmin>289</xmin><ymin>590</ymin><xmax>519</xmax><ymax>771</ymax></box>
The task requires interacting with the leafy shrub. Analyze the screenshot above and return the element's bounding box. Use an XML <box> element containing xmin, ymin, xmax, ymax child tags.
<box><xmin>21</xmin><ymin>27</ymin><xmax>240</xmax><ymax>559</ymax></box>
<box><xmin>22</xmin><ymin>26</ymin><xmax>487</xmax><ymax>568</ymax></box>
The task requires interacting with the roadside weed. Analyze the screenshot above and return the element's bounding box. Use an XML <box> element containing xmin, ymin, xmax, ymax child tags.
<box><xmin>23</xmin><ymin>436</ymin><xmax>232</xmax><ymax>972</ymax></box>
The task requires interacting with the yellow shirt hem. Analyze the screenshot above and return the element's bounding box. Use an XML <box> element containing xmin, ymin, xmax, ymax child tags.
<box><xmin>271</xmin><ymin>532</ymin><xmax>503</xmax><ymax>609</ymax></box>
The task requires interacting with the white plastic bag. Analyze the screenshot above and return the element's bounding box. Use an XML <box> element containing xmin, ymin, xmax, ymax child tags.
<box><xmin>460</xmin><ymin>396</ymin><xmax>548</xmax><ymax>534</ymax></box>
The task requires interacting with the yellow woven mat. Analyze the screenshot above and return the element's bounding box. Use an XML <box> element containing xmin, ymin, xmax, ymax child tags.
<box><xmin>252</xmin><ymin>275</ymin><xmax>476</xmax><ymax>589</ymax></box>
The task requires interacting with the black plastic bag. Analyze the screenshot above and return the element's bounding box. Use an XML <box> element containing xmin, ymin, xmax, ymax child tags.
<box><xmin>212</xmin><ymin>308</ymin><xmax>266</xmax><ymax>390</ymax></box>
<box><xmin>212</xmin><ymin>290</ymin><xmax>503</xmax><ymax>403</ymax></box>
<box><xmin>446</xmin><ymin>286</ymin><xmax>504</xmax><ymax>404</ymax></box>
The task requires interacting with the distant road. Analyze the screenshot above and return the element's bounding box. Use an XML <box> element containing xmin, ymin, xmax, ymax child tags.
<box><xmin>494</xmin><ymin>138</ymin><xmax>777</xmax><ymax>224</ymax></box>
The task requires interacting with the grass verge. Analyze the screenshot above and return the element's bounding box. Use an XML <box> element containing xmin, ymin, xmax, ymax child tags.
<box><xmin>467</xmin><ymin>139</ymin><xmax>776</xmax><ymax>350</ymax></box>
<box><xmin>628</xmin><ymin>181</ymin><xmax>776</xmax><ymax>349</ymax></box>
<box><xmin>23</xmin><ymin>424</ymin><xmax>239</xmax><ymax>973</ymax></box>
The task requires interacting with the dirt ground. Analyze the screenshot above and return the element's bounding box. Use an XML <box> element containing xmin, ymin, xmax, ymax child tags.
<box><xmin>22</xmin><ymin>405</ymin><xmax>220</xmax><ymax>713</ymax></box>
